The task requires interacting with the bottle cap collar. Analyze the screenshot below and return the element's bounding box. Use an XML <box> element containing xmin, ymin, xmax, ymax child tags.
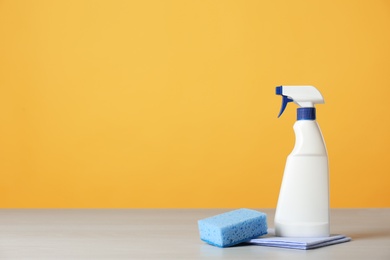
<box><xmin>297</xmin><ymin>107</ymin><xmax>316</xmax><ymax>120</ymax></box>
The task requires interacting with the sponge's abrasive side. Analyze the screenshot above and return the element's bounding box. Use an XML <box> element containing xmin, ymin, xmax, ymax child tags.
<box><xmin>198</xmin><ymin>208</ymin><xmax>267</xmax><ymax>248</ymax></box>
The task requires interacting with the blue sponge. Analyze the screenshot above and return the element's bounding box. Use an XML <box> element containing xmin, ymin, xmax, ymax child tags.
<box><xmin>198</xmin><ymin>208</ymin><xmax>267</xmax><ymax>247</ymax></box>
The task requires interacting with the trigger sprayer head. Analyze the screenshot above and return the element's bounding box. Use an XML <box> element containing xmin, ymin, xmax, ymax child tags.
<box><xmin>276</xmin><ymin>85</ymin><xmax>324</xmax><ymax>118</ymax></box>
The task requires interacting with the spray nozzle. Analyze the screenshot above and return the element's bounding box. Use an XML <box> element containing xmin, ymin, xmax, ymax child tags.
<box><xmin>276</xmin><ymin>85</ymin><xmax>324</xmax><ymax>118</ymax></box>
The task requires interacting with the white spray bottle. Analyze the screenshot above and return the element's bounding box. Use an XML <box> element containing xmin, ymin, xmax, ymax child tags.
<box><xmin>274</xmin><ymin>85</ymin><xmax>329</xmax><ymax>237</ymax></box>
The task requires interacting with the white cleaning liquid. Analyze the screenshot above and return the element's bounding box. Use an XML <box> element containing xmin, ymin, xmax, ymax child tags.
<box><xmin>274</xmin><ymin>86</ymin><xmax>329</xmax><ymax>237</ymax></box>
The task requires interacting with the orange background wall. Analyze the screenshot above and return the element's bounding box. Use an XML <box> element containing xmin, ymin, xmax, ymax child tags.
<box><xmin>1</xmin><ymin>0</ymin><xmax>389</xmax><ymax>208</ymax></box>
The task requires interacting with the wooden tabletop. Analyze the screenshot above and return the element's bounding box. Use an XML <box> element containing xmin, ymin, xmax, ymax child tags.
<box><xmin>0</xmin><ymin>209</ymin><xmax>389</xmax><ymax>259</ymax></box>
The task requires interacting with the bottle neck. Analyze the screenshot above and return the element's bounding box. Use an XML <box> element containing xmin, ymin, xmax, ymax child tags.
<box><xmin>297</xmin><ymin>107</ymin><xmax>316</xmax><ymax>120</ymax></box>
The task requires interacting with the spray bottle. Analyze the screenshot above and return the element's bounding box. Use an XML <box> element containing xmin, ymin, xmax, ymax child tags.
<box><xmin>274</xmin><ymin>85</ymin><xmax>329</xmax><ymax>237</ymax></box>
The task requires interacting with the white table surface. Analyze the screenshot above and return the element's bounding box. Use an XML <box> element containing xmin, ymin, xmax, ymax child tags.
<box><xmin>0</xmin><ymin>208</ymin><xmax>389</xmax><ymax>259</ymax></box>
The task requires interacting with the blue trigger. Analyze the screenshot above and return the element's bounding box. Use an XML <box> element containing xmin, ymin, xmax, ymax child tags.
<box><xmin>278</xmin><ymin>95</ymin><xmax>293</xmax><ymax>117</ymax></box>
